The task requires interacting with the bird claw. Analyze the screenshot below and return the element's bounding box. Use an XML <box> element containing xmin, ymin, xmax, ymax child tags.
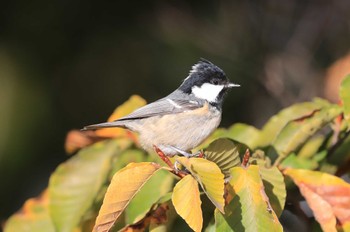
<box><xmin>173</xmin><ymin>160</ymin><xmax>181</xmax><ymax>173</ymax></box>
<box><xmin>168</xmin><ymin>146</ymin><xmax>200</xmax><ymax>158</ymax></box>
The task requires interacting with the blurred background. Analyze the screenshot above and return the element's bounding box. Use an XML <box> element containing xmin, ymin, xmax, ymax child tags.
<box><xmin>1</xmin><ymin>0</ymin><xmax>350</xmax><ymax>222</ymax></box>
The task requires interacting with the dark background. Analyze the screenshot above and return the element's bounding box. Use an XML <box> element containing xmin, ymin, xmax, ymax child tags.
<box><xmin>1</xmin><ymin>0</ymin><xmax>350</xmax><ymax>222</ymax></box>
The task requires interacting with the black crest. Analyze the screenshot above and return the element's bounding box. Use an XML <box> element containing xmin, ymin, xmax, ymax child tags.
<box><xmin>179</xmin><ymin>59</ymin><xmax>228</xmax><ymax>94</ymax></box>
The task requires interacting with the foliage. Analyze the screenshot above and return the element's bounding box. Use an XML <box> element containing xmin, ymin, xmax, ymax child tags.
<box><xmin>4</xmin><ymin>76</ymin><xmax>350</xmax><ymax>232</ymax></box>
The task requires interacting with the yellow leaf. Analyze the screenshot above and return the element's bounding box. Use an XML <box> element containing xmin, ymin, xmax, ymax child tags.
<box><xmin>256</xmin><ymin>160</ymin><xmax>286</xmax><ymax>217</ymax></box>
<box><xmin>93</xmin><ymin>162</ymin><xmax>161</xmax><ymax>232</ymax></box>
<box><xmin>216</xmin><ymin>165</ymin><xmax>282</xmax><ymax>231</ymax></box>
<box><xmin>284</xmin><ymin>169</ymin><xmax>350</xmax><ymax>231</ymax></box>
<box><xmin>96</xmin><ymin>95</ymin><xmax>146</xmax><ymax>138</ymax></box>
<box><xmin>176</xmin><ymin>157</ymin><xmax>225</xmax><ymax>213</ymax></box>
<box><xmin>172</xmin><ymin>175</ymin><xmax>202</xmax><ymax>232</ymax></box>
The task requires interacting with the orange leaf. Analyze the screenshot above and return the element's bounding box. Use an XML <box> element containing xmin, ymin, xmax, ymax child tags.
<box><xmin>64</xmin><ymin>130</ymin><xmax>104</xmax><ymax>154</ymax></box>
<box><xmin>93</xmin><ymin>162</ymin><xmax>161</xmax><ymax>232</ymax></box>
<box><xmin>172</xmin><ymin>175</ymin><xmax>203</xmax><ymax>232</ymax></box>
<box><xmin>4</xmin><ymin>190</ymin><xmax>55</xmax><ymax>232</ymax></box>
<box><xmin>284</xmin><ymin>169</ymin><xmax>350</xmax><ymax>231</ymax></box>
<box><xmin>96</xmin><ymin>95</ymin><xmax>146</xmax><ymax>138</ymax></box>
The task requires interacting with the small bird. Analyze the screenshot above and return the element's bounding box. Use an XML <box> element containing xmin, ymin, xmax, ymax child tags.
<box><xmin>84</xmin><ymin>59</ymin><xmax>239</xmax><ymax>157</ymax></box>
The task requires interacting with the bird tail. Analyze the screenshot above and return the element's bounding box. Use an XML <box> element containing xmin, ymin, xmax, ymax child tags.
<box><xmin>82</xmin><ymin>121</ymin><xmax>127</xmax><ymax>130</ymax></box>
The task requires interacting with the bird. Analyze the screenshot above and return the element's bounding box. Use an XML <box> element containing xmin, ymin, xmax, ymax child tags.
<box><xmin>83</xmin><ymin>59</ymin><xmax>239</xmax><ymax>157</ymax></box>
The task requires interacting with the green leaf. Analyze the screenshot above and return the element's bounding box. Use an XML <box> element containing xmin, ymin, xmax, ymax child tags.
<box><xmin>204</xmin><ymin>138</ymin><xmax>241</xmax><ymax>179</ymax></box>
<box><xmin>215</xmin><ymin>165</ymin><xmax>283</xmax><ymax>232</ymax></box>
<box><xmin>110</xmin><ymin>149</ymin><xmax>147</xmax><ymax>177</ymax></box>
<box><xmin>172</xmin><ymin>175</ymin><xmax>203</xmax><ymax>232</ymax></box>
<box><xmin>257</xmin><ymin>162</ymin><xmax>286</xmax><ymax>217</ymax></box>
<box><xmin>340</xmin><ymin>75</ymin><xmax>350</xmax><ymax>126</ymax></box>
<box><xmin>328</xmin><ymin>135</ymin><xmax>350</xmax><ymax>164</ymax></box>
<box><xmin>4</xmin><ymin>192</ymin><xmax>55</xmax><ymax>232</ymax></box>
<box><xmin>297</xmin><ymin>135</ymin><xmax>325</xmax><ymax>159</ymax></box>
<box><xmin>125</xmin><ymin>169</ymin><xmax>174</xmax><ymax>224</ymax></box>
<box><xmin>49</xmin><ymin>139</ymin><xmax>123</xmax><ymax>232</ymax></box>
<box><xmin>121</xmin><ymin>202</ymin><xmax>170</xmax><ymax>232</ymax></box>
<box><xmin>280</xmin><ymin>153</ymin><xmax>318</xmax><ymax>169</ymax></box>
<box><xmin>177</xmin><ymin>157</ymin><xmax>225</xmax><ymax>213</ymax></box>
<box><xmin>273</xmin><ymin>105</ymin><xmax>342</xmax><ymax>160</ymax></box>
<box><xmin>259</xmin><ymin>100</ymin><xmax>330</xmax><ymax>147</ymax></box>
<box><xmin>93</xmin><ymin>162</ymin><xmax>162</xmax><ymax>232</ymax></box>
<box><xmin>228</xmin><ymin>123</ymin><xmax>261</xmax><ymax>149</ymax></box>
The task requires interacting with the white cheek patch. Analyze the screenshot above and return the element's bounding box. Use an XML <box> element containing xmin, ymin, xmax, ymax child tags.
<box><xmin>192</xmin><ymin>83</ymin><xmax>225</xmax><ymax>102</ymax></box>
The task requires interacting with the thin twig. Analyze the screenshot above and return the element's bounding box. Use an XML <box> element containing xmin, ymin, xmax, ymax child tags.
<box><xmin>241</xmin><ymin>149</ymin><xmax>250</xmax><ymax>168</ymax></box>
<box><xmin>153</xmin><ymin>145</ymin><xmax>187</xmax><ymax>178</ymax></box>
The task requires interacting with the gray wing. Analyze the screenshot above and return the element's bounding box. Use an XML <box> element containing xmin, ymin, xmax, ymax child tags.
<box><xmin>83</xmin><ymin>97</ymin><xmax>204</xmax><ymax>130</ymax></box>
<box><xmin>117</xmin><ymin>97</ymin><xmax>202</xmax><ymax>121</ymax></box>
<box><xmin>83</xmin><ymin>92</ymin><xmax>203</xmax><ymax>130</ymax></box>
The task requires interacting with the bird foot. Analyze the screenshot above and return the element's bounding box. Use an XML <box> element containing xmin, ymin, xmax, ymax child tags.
<box><xmin>168</xmin><ymin>146</ymin><xmax>202</xmax><ymax>158</ymax></box>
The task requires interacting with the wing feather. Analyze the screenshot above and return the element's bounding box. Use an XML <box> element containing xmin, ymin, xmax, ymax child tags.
<box><xmin>116</xmin><ymin>97</ymin><xmax>202</xmax><ymax>121</ymax></box>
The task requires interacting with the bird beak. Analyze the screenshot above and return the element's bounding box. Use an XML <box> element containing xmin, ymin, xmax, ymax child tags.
<box><xmin>226</xmin><ymin>83</ymin><xmax>240</xmax><ymax>88</ymax></box>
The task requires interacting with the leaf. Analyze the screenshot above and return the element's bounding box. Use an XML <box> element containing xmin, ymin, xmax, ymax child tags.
<box><xmin>297</xmin><ymin>135</ymin><xmax>325</xmax><ymax>159</ymax></box>
<box><xmin>49</xmin><ymin>139</ymin><xmax>123</xmax><ymax>232</ymax></box>
<box><xmin>215</xmin><ymin>165</ymin><xmax>283</xmax><ymax>232</ymax></box>
<box><xmin>257</xmin><ymin>162</ymin><xmax>286</xmax><ymax>217</ymax></box>
<box><xmin>177</xmin><ymin>157</ymin><xmax>225</xmax><ymax>213</ymax></box>
<box><xmin>172</xmin><ymin>175</ymin><xmax>203</xmax><ymax>232</ymax></box>
<box><xmin>93</xmin><ymin>162</ymin><xmax>161</xmax><ymax>232</ymax></box>
<box><xmin>121</xmin><ymin>203</ymin><xmax>169</xmax><ymax>232</ymax></box>
<box><xmin>4</xmin><ymin>191</ymin><xmax>55</xmax><ymax>232</ymax></box>
<box><xmin>273</xmin><ymin>105</ymin><xmax>342</xmax><ymax>159</ymax></box>
<box><xmin>340</xmin><ymin>75</ymin><xmax>350</xmax><ymax>125</ymax></box>
<box><xmin>284</xmin><ymin>169</ymin><xmax>350</xmax><ymax>231</ymax></box>
<box><xmin>64</xmin><ymin>130</ymin><xmax>105</xmax><ymax>154</ymax></box>
<box><xmin>280</xmin><ymin>153</ymin><xmax>318</xmax><ymax>170</ymax></box>
<box><xmin>96</xmin><ymin>95</ymin><xmax>146</xmax><ymax>138</ymax></box>
<box><xmin>125</xmin><ymin>169</ymin><xmax>174</xmax><ymax>224</ymax></box>
<box><xmin>228</xmin><ymin>123</ymin><xmax>261</xmax><ymax>149</ymax></box>
<box><xmin>110</xmin><ymin>149</ymin><xmax>147</xmax><ymax>177</ymax></box>
<box><xmin>204</xmin><ymin>138</ymin><xmax>241</xmax><ymax>179</ymax></box>
<box><xmin>259</xmin><ymin>100</ymin><xmax>330</xmax><ymax>146</ymax></box>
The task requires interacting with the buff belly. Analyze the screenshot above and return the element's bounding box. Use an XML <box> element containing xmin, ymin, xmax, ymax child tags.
<box><xmin>126</xmin><ymin>104</ymin><xmax>221</xmax><ymax>156</ymax></box>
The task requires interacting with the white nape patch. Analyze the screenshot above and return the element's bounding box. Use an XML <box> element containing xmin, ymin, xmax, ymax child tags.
<box><xmin>184</xmin><ymin>63</ymin><xmax>202</xmax><ymax>81</ymax></box>
<box><xmin>190</xmin><ymin>63</ymin><xmax>202</xmax><ymax>74</ymax></box>
<box><xmin>167</xmin><ymin>99</ymin><xmax>182</xmax><ymax>108</ymax></box>
<box><xmin>192</xmin><ymin>83</ymin><xmax>224</xmax><ymax>102</ymax></box>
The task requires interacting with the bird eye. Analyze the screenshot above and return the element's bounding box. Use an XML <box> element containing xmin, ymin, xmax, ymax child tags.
<box><xmin>211</xmin><ymin>79</ymin><xmax>219</xmax><ymax>85</ymax></box>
